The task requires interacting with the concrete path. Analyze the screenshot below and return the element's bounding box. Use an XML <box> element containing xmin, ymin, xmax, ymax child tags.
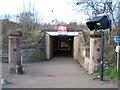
<box><xmin>2</xmin><ymin>56</ymin><xmax>118</xmax><ymax>88</ymax></box>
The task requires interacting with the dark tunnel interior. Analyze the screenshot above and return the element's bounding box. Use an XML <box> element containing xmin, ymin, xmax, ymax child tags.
<box><xmin>52</xmin><ymin>36</ymin><xmax>74</xmax><ymax>57</ymax></box>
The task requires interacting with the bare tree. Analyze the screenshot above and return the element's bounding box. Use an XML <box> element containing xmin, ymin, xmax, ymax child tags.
<box><xmin>73</xmin><ymin>0</ymin><xmax>120</xmax><ymax>41</ymax></box>
<box><xmin>73</xmin><ymin>1</ymin><xmax>119</xmax><ymax>29</ymax></box>
<box><xmin>16</xmin><ymin>1</ymin><xmax>41</xmax><ymax>32</ymax></box>
<box><xmin>0</xmin><ymin>14</ymin><xmax>11</xmax><ymax>20</ymax></box>
<box><xmin>72</xmin><ymin>0</ymin><xmax>120</xmax><ymax>64</ymax></box>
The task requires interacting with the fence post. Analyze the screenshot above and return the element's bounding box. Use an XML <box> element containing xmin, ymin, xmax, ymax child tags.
<box><xmin>8</xmin><ymin>31</ymin><xmax>23</xmax><ymax>74</ymax></box>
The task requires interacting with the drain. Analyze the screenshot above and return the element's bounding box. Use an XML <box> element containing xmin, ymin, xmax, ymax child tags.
<box><xmin>47</xmin><ymin>75</ymin><xmax>54</xmax><ymax>77</ymax></box>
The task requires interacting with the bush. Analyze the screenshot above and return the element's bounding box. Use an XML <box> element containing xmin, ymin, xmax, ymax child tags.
<box><xmin>104</xmin><ymin>64</ymin><xmax>118</xmax><ymax>79</ymax></box>
<box><xmin>95</xmin><ymin>64</ymin><xmax>118</xmax><ymax>81</ymax></box>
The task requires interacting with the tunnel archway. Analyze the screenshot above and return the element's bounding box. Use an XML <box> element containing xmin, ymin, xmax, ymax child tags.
<box><xmin>51</xmin><ymin>36</ymin><xmax>74</xmax><ymax>57</ymax></box>
<box><xmin>45</xmin><ymin>32</ymin><xmax>80</xmax><ymax>59</ymax></box>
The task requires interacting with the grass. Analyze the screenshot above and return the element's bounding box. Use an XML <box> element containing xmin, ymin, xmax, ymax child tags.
<box><xmin>104</xmin><ymin>64</ymin><xmax>118</xmax><ymax>79</ymax></box>
<box><xmin>95</xmin><ymin>64</ymin><xmax>119</xmax><ymax>81</ymax></box>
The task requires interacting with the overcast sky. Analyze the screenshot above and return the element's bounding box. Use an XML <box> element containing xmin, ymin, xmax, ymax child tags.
<box><xmin>0</xmin><ymin>0</ymin><xmax>89</xmax><ymax>24</ymax></box>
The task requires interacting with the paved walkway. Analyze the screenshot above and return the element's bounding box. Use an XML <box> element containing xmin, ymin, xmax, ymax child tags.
<box><xmin>2</xmin><ymin>57</ymin><xmax>118</xmax><ymax>88</ymax></box>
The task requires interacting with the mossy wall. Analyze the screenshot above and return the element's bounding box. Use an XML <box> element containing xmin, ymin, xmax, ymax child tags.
<box><xmin>21</xmin><ymin>48</ymin><xmax>46</xmax><ymax>63</ymax></box>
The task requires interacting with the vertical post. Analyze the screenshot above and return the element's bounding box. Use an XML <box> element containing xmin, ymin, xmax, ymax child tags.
<box><xmin>100</xmin><ymin>31</ymin><xmax>104</xmax><ymax>81</ymax></box>
<box><xmin>114</xmin><ymin>36</ymin><xmax>120</xmax><ymax>85</ymax></box>
<box><xmin>8</xmin><ymin>31</ymin><xmax>23</xmax><ymax>74</ymax></box>
<box><xmin>117</xmin><ymin>43</ymin><xmax>120</xmax><ymax>73</ymax></box>
<box><xmin>115</xmin><ymin>42</ymin><xmax>120</xmax><ymax>86</ymax></box>
<box><xmin>118</xmin><ymin>44</ymin><xmax>120</xmax><ymax>88</ymax></box>
<box><xmin>89</xmin><ymin>31</ymin><xmax>101</xmax><ymax>74</ymax></box>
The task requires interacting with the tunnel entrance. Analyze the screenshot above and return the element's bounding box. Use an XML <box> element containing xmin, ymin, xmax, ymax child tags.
<box><xmin>45</xmin><ymin>32</ymin><xmax>80</xmax><ymax>59</ymax></box>
<box><xmin>52</xmin><ymin>36</ymin><xmax>74</xmax><ymax>57</ymax></box>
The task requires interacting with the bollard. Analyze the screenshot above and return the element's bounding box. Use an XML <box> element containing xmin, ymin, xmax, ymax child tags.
<box><xmin>16</xmin><ymin>65</ymin><xmax>23</xmax><ymax>74</ymax></box>
<box><xmin>1</xmin><ymin>79</ymin><xmax>8</xmax><ymax>85</ymax></box>
<box><xmin>8</xmin><ymin>31</ymin><xmax>23</xmax><ymax>74</ymax></box>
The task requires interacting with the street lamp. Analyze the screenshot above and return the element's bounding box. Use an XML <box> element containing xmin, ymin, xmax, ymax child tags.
<box><xmin>86</xmin><ymin>15</ymin><xmax>111</xmax><ymax>81</ymax></box>
<box><xmin>86</xmin><ymin>15</ymin><xmax>111</xmax><ymax>31</ymax></box>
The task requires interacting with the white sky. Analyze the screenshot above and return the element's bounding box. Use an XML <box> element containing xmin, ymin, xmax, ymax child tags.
<box><xmin>0</xmin><ymin>0</ymin><xmax>89</xmax><ymax>24</ymax></box>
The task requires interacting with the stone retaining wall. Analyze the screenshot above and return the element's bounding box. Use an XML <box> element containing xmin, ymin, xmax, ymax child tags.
<box><xmin>76</xmin><ymin>32</ymin><xmax>90</xmax><ymax>72</ymax></box>
<box><xmin>1</xmin><ymin>49</ymin><xmax>8</xmax><ymax>63</ymax></box>
<box><xmin>2</xmin><ymin>48</ymin><xmax>46</xmax><ymax>63</ymax></box>
<box><xmin>21</xmin><ymin>48</ymin><xmax>46</xmax><ymax>63</ymax></box>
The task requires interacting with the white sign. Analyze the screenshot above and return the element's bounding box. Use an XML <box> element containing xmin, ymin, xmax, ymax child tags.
<box><xmin>57</xmin><ymin>25</ymin><xmax>67</xmax><ymax>35</ymax></box>
<box><xmin>115</xmin><ymin>46</ymin><xmax>120</xmax><ymax>52</ymax></box>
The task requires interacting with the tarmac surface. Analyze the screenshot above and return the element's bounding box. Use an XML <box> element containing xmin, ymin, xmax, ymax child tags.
<box><xmin>2</xmin><ymin>56</ymin><xmax>118</xmax><ymax>88</ymax></box>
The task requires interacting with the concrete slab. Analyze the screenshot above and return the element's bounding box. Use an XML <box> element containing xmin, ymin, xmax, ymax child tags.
<box><xmin>2</xmin><ymin>57</ymin><xmax>118</xmax><ymax>88</ymax></box>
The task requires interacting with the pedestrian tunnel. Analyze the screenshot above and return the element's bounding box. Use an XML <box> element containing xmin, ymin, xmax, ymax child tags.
<box><xmin>45</xmin><ymin>32</ymin><xmax>80</xmax><ymax>60</ymax></box>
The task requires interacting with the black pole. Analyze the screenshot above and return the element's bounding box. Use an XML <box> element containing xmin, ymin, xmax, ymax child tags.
<box><xmin>100</xmin><ymin>31</ymin><xmax>104</xmax><ymax>81</ymax></box>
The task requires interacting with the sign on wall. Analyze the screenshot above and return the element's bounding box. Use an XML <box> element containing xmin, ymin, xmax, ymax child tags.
<box><xmin>114</xmin><ymin>36</ymin><xmax>120</xmax><ymax>43</ymax></box>
<box><xmin>57</xmin><ymin>25</ymin><xmax>67</xmax><ymax>35</ymax></box>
